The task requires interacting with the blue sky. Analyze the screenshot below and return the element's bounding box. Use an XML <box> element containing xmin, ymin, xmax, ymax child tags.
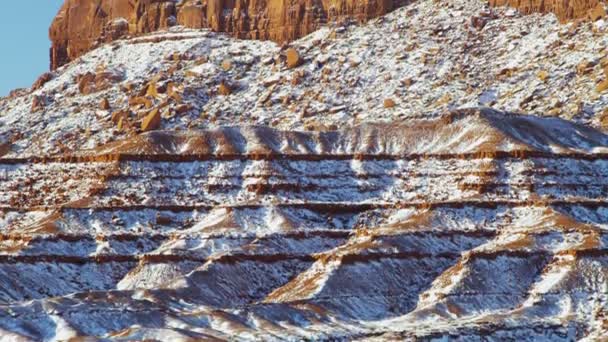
<box><xmin>0</xmin><ymin>1</ymin><xmax>64</xmax><ymax>96</ymax></box>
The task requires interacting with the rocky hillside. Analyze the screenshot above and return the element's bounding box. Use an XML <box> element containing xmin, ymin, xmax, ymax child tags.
<box><xmin>489</xmin><ymin>0</ymin><xmax>605</xmax><ymax>21</ymax></box>
<box><xmin>0</xmin><ymin>0</ymin><xmax>606</xmax><ymax>340</ymax></box>
<box><xmin>48</xmin><ymin>0</ymin><xmax>606</xmax><ymax>69</ymax></box>
<box><xmin>49</xmin><ymin>0</ymin><xmax>411</xmax><ymax>69</ymax></box>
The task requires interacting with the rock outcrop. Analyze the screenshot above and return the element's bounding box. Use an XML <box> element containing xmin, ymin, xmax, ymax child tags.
<box><xmin>49</xmin><ymin>0</ymin><xmax>411</xmax><ymax>69</ymax></box>
<box><xmin>489</xmin><ymin>0</ymin><xmax>604</xmax><ymax>21</ymax></box>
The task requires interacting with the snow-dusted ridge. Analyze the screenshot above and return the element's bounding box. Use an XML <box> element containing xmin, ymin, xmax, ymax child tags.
<box><xmin>0</xmin><ymin>108</ymin><xmax>605</xmax><ymax>340</ymax></box>
<box><xmin>0</xmin><ymin>0</ymin><xmax>607</xmax><ymax>340</ymax></box>
<box><xmin>3</xmin><ymin>0</ymin><xmax>608</xmax><ymax>158</ymax></box>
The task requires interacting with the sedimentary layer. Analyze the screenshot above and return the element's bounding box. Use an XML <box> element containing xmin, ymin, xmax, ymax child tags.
<box><xmin>0</xmin><ymin>109</ymin><xmax>605</xmax><ymax>340</ymax></box>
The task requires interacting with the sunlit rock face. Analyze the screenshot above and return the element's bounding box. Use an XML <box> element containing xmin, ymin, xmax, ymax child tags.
<box><xmin>49</xmin><ymin>0</ymin><xmax>411</xmax><ymax>69</ymax></box>
<box><xmin>0</xmin><ymin>0</ymin><xmax>606</xmax><ymax>339</ymax></box>
<box><xmin>489</xmin><ymin>0</ymin><xmax>602</xmax><ymax>21</ymax></box>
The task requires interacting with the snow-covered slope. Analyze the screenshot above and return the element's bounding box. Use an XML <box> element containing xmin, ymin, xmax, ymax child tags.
<box><xmin>0</xmin><ymin>0</ymin><xmax>607</xmax><ymax>340</ymax></box>
<box><xmin>3</xmin><ymin>0</ymin><xmax>608</xmax><ymax>158</ymax></box>
<box><xmin>0</xmin><ymin>108</ymin><xmax>606</xmax><ymax>340</ymax></box>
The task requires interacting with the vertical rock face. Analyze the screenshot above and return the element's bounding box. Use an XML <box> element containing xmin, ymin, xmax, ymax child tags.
<box><xmin>49</xmin><ymin>0</ymin><xmax>411</xmax><ymax>70</ymax></box>
<box><xmin>489</xmin><ymin>0</ymin><xmax>602</xmax><ymax>21</ymax></box>
<box><xmin>49</xmin><ymin>0</ymin><xmax>178</xmax><ymax>70</ymax></box>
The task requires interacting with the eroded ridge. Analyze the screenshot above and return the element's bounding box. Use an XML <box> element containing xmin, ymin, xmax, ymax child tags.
<box><xmin>0</xmin><ymin>109</ymin><xmax>605</xmax><ymax>340</ymax></box>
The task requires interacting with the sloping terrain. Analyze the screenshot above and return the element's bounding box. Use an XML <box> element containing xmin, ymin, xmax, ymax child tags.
<box><xmin>49</xmin><ymin>0</ymin><xmax>413</xmax><ymax>69</ymax></box>
<box><xmin>0</xmin><ymin>0</ymin><xmax>607</xmax><ymax>340</ymax></box>
<box><xmin>4</xmin><ymin>0</ymin><xmax>608</xmax><ymax>160</ymax></box>
<box><xmin>0</xmin><ymin>108</ymin><xmax>606</xmax><ymax>340</ymax></box>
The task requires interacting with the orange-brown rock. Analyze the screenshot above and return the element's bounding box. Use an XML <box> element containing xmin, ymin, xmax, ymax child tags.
<box><xmin>383</xmin><ymin>98</ymin><xmax>396</xmax><ymax>108</ymax></box>
<box><xmin>285</xmin><ymin>48</ymin><xmax>302</xmax><ymax>69</ymax></box>
<box><xmin>111</xmin><ymin>109</ymin><xmax>129</xmax><ymax>124</ymax></box>
<box><xmin>77</xmin><ymin>68</ymin><xmax>124</xmax><ymax>95</ymax></box>
<box><xmin>489</xmin><ymin>0</ymin><xmax>603</xmax><ymax>22</ymax></box>
<box><xmin>32</xmin><ymin>72</ymin><xmax>55</xmax><ymax>91</ymax></box>
<box><xmin>100</xmin><ymin>98</ymin><xmax>111</xmax><ymax>110</ymax></box>
<box><xmin>49</xmin><ymin>0</ymin><xmax>411</xmax><ymax>70</ymax></box>
<box><xmin>218</xmin><ymin>81</ymin><xmax>232</xmax><ymax>96</ymax></box>
<box><xmin>31</xmin><ymin>95</ymin><xmax>47</xmax><ymax>113</ymax></box>
<box><xmin>141</xmin><ymin>108</ymin><xmax>161</xmax><ymax>131</ymax></box>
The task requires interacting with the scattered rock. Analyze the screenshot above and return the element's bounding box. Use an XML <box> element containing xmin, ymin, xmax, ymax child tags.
<box><xmin>218</xmin><ymin>81</ymin><xmax>233</xmax><ymax>96</ymax></box>
<box><xmin>596</xmin><ymin>79</ymin><xmax>608</xmax><ymax>93</ymax></box>
<box><xmin>141</xmin><ymin>108</ymin><xmax>161</xmax><ymax>132</ymax></box>
<box><xmin>77</xmin><ymin>68</ymin><xmax>124</xmax><ymax>95</ymax></box>
<box><xmin>0</xmin><ymin>143</ymin><xmax>10</xmax><ymax>157</ymax></box>
<box><xmin>111</xmin><ymin>110</ymin><xmax>129</xmax><ymax>124</ymax></box>
<box><xmin>166</xmin><ymin>83</ymin><xmax>183</xmax><ymax>102</ymax></box>
<box><xmin>286</xmin><ymin>48</ymin><xmax>302</xmax><ymax>68</ymax></box>
<box><xmin>32</xmin><ymin>72</ymin><xmax>55</xmax><ymax>91</ymax></box>
<box><xmin>129</xmin><ymin>96</ymin><xmax>154</xmax><ymax>109</ymax></box>
<box><xmin>401</xmin><ymin>78</ymin><xmax>415</xmax><ymax>87</ymax></box>
<box><xmin>576</xmin><ymin>60</ymin><xmax>596</xmax><ymax>75</ymax></box>
<box><xmin>470</xmin><ymin>16</ymin><xmax>488</xmax><ymax>30</ymax></box>
<box><xmin>8</xmin><ymin>88</ymin><xmax>28</xmax><ymax>98</ymax></box>
<box><xmin>100</xmin><ymin>98</ymin><xmax>110</xmax><ymax>110</ymax></box>
<box><xmin>175</xmin><ymin>104</ymin><xmax>193</xmax><ymax>114</ymax></box>
<box><xmin>77</xmin><ymin>73</ymin><xmax>96</xmax><ymax>94</ymax></box>
<box><xmin>383</xmin><ymin>98</ymin><xmax>396</xmax><ymax>108</ymax></box>
<box><xmin>31</xmin><ymin>95</ymin><xmax>46</xmax><ymax>112</ymax></box>
<box><xmin>146</xmin><ymin>81</ymin><xmax>159</xmax><ymax>98</ymax></box>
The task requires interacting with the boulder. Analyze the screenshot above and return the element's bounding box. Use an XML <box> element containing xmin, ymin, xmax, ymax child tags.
<box><xmin>77</xmin><ymin>68</ymin><xmax>124</xmax><ymax>95</ymax></box>
<box><xmin>218</xmin><ymin>81</ymin><xmax>232</xmax><ymax>96</ymax></box>
<box><xmin>100</xmin><ymin>98</ymin><xmax>111</xmax><ymax>110</ymax></box>
<box><xmin>111</xmin><ymin>110</ymin><xmax>129</xmax><ymax>124</ymax></box>
<box><xmin>32</xmin><ymin>72</ymin><xmax>55</xmax><ymax>91</ymax></box>
<box><xmin>383</xmin><ymin>98</ymin><xmax>396</xmax><ymax>108</ymax></box>
<box><xmin>286</xmin><ymin>49</ymin><xmax>302</xmax><ymax>69</ymax></box>
<box><xmin>141</xmin><ymin>108</ymin><xmax>161</xmax><ymax>132</ymax></box>
<box><xmin>31</xmin><ymin>95</ymin><xmax>47</xmax><ymax>112</ymax></box>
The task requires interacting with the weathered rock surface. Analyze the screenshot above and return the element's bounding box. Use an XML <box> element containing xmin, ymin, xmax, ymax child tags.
<box><xmin>489</xmin><ymin>0</ymin><xmax>604</xmax><ymax>21</ymax></box>
<box><xmin>50</xmin><ymin>0</ymin><xmax>411</xmax><ymax>69</ymax></box>
<box><xmin>1</xmin><ymin>0</ymin><xmax>608</xmax><ymax>338</ymax></box>
<box><xmin>0</xmin><ymin>109</ymin><xmax>607</xmax><ymax>340</ymax></box>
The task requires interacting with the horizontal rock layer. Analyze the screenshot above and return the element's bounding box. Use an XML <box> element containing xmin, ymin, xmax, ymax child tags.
<box><xmin>0</xmin><ymin>109</ymin><xmax>606</xmax><ymax>339</ymax></box>
<box><xmin>49</xmin><ymin>0</ymin><xmax>411</xmax><ymax>69</ymax></box>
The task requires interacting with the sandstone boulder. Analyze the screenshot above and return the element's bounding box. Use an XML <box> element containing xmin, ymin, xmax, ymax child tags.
<box><xmin>286</xmin><ymin>49</ymin><xmax>302</xmax><ymax>69</ymax></box>
<box><xmin>384</xmin><ymin>98</ymin><xmax>396</xmax><ymax>108</ymax></box>
<box><xmin>218</xmin><ymin>81</ymin><xmax>232</xmax><ymax>96</ymax></box>
<box><xmin>32</xmin><ymin>72</ymin><xmax>55</xmax><ymax>91</ymax></box>
<box><xmin>31</xmin><ymin>95</ymin><xmax>47</xmax><ymax>112</ymax></box>
<box><xmin>77</xmin><ymin>68</ymin><xmax>124</xmax><ymax>95</ymax></box>
<box><xmin>100</xmin><ymin>98</ymin><xmax>110</xmax><ymax>110</ymax></box>
<box><xmin>141</xmin><ymin>108</ymin><xmax>161</xmax><ymax>132</ymax></box>
<box><xmin>111</xmin><ymin>110</ymin><xmax>129</xmax><ymax>125</ymax></box>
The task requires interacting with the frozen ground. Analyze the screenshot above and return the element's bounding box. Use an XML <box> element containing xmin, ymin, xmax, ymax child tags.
<box><xmin>0</xmin><ymin>0</ymin><xmax>606</xmax><ymax>340</ymax></box>
<box><xmin>2</xmin><ymin>0</ymin><xmax>608</xmax><ymax>157</ymax></box>
<box><xmin>0</xmin><ymin>109</ymin><xmax>605</xmax><ymax>340</ymax></box>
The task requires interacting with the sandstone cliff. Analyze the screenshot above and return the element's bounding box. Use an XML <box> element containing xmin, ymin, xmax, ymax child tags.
<box><xmin>2</xmin><ymin>0</ymin><xmax>608</xmax><ymax>339</ymax></box>
<box><xmin>49</xmin><ymin>0</ymin><xmax>411</xmax><ymax>69</ymax></box>
<box><xmin>489</xmin><ymin>0</ymin><xmax>603</xmax><ymax>21</ymax></box>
